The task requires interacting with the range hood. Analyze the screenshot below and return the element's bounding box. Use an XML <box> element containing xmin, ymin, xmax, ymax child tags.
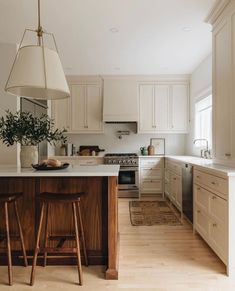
<box><xmin>103</xmin><ymin>78</ymin><xmax>138</xmax><ymax>122</ymax></box>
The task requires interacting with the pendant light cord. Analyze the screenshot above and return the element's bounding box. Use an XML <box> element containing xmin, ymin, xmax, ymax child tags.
<box><xmin>37</xmin><ymin>0</ymin><xmax>43</xmax><ymax>43</ymax></box>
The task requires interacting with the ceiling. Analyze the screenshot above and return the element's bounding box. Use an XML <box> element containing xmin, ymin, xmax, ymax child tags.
<box><xmin>0</xmin><ymin>0</ymin><xmax>216</xmax><ymax>75</ymax></box>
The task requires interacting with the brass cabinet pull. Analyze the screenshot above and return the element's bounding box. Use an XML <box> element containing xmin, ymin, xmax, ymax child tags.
<box><xmin>197</xmin><ymin>210</ymin><xmax>201</xmax><ymax>213</ymax></box>
<box><xmin>212</xmin><ymin>195</ymin><xmax>217</xmax><ymax>200</ymax></box>
<box><xmin>225</xmin><ymin>153</ymin><xmax>231</xmax><ymax>157</ymax></box>
<box><xmin>197</xmin><ymin>187</ymin><xmax>200</xmax><ymax>191</ymax></box>
<box><xmin>213</xmin><ymin>223</ymin><xmax>217</xmax><ymax>227</ymax></box>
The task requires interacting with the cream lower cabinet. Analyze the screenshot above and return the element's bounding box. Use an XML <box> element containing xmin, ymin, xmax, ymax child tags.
<box><xmin>193</xmin><ymin>167</ymin><xmax>230</xmax><ymax>274</ymax></box>
<box><xmin>139</xmin><ymin>157</ymin><xmax>164</xmax><ymax>196</ymax></box>
<box><xmin>164</xmin><ymin>159</ymin><xmax>182</xmax><ymax>212</ymax></box>
<box><xmin>49</xmin><ymin>156</ymin><xmax>104</xmax><ymax>166</ymax></box>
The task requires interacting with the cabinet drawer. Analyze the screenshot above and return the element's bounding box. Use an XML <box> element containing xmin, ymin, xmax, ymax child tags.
<box><xmin>141</xmin><ymin>168</ymin><xmax>162</xmax><ymax>179</ymax></box>
<box><xmin>78</xmin><ymin>158</ymin><xmax>103</xmax><ymax>166</ymax></box>
<box><xmin>141</xmin><ymin>180</ymin><xmax>162</xmax><ymax>192</ymax></box>
<box><xmin>140</xmin><ymin>158</ymin><xmax>163</xmax><ymax>168</ymax></box>
<box><xmin>194</xmin><ymin>169</ymin><xmax>228</xmax><ymax>196</ymax></box>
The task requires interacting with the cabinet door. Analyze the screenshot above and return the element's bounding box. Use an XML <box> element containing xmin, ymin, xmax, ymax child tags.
<box><xmin>86</xmin><ymin>85</ymin><xmax>103</xmax><ymax>132</ymax></box>
<box><xmin>139</xmin><ymin>84</ymin><xmax>155</xmax><ymax>132</ymax></box>
<box><xmin>154</xmin><ymin>85</ymin><xmax>169</xmax><ymax>130</ymax></box>
<box><xmin>71</xmin><ymin>84</ymin><xmax>86</xmax><ymax>131</ymax></box>
<box><xmin>209</xmin><ymin>220</ymin><xmax>227</xmax><ymax>263</ymax></box>
<box><xmin>52</xmin><ymin>98</ymin><xmax>70</xmax><ymax>131</ymax></box>
<box><xmin>170</xmin><ymin>84</ymin><xmax>188</xmax><ymax>132</ymax></box>
<box><xmin>194</xmin><ymin>205</ymin><xmax>209</xmax><ymax>239</ymax></box>
<box><xmin>213</xmin><ymin>20</ymin><xmax>232</xmax><ymax>161</ymax></box>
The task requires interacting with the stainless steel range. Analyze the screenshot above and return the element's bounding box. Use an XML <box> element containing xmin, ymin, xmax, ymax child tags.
<box><xmin>104</xmin><ymin>153</ymin><xmax>139</xmax><ymax>198</ymax></box>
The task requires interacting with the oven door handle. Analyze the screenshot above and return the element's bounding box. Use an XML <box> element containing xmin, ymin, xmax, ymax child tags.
<box><xmin>119</xmin><ymin>167</ymin><xmax>138</xmax><ymax>171</ymax></box>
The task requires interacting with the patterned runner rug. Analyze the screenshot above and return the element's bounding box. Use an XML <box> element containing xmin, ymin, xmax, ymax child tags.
<box><xmin>129</xmin><ymin>200</ymin><xmax>182</xmax><ymax>226</ymax></box>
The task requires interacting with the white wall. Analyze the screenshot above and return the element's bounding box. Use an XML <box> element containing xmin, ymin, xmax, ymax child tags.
<box><xmin>0</xmin><ymin>43</ymin><xmax>19</xmax><ymax>165</ymax></box>
<box><xmin>55</xmin><ymin>123</ymin><xmax>186</xmax><ymax>156</ymax></box>
<box><xmin>185</xmin><ymin>54</ymin><xmax>212</xmax><ymax>156</ymax></box>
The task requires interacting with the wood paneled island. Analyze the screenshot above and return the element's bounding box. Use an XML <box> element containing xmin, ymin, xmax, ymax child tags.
<box><xmin>0</xmin><ymin>165</ymin><xmax>119</xmax><ymax>280</ymax></box>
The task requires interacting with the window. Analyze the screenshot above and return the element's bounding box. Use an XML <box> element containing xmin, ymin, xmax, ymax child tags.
<box><xmin>195</xmin><ymin>95</ymin><xmax>212</xmax><ymax>148</ymax></box>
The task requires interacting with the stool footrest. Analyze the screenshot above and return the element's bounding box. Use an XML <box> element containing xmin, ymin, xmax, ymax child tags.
<box><xmin>49</xmin><ymin>235</ymin><xmax>75</xmax><ymax>240</ymax></box>
<box><xmin>40</xmin><ymin>247</ymin><xmax>77</xmax><ymax>253</ymax></box>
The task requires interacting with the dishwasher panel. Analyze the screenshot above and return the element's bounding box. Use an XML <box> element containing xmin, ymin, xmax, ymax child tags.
<box><xmin>182</xmin><ymin>163</ymin><xmax>193</xmax><ymax>223</ymax></box>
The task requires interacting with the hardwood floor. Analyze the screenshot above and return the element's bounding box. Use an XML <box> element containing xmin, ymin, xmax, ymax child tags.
<box><xmin>0</xmin><ymin>198</ymin><xmax>234</xmax><ymax>290</ymax></box>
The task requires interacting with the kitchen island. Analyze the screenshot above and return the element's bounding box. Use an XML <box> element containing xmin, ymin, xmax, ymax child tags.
<box><xmin>0</xmin><ymin>165</ymin><xmax>120</xmax><ymax>280</ymax></box>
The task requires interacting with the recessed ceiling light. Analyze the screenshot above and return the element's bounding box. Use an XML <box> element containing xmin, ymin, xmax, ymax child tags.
<box><xmin>182</xmin><ymin>27</ymin><xmax>192</xmax><ymax>32</ymax></box>
<box><xmin>110</xmin><ymin>27</ymin><xmax>119</xmax><ymax>33</ymax></box>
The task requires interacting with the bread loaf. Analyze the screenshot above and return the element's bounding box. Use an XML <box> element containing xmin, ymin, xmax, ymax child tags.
<box><xmin>40</xmin><ymin>159</ymin><xmax>62</xmax><ymax>167</ymax></box>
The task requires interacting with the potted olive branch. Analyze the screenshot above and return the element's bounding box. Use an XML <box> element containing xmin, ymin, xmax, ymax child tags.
<box><xmin>0</xmin><ymin>110</ymin><xmax>67</xmax><ymax>167</ymax></box>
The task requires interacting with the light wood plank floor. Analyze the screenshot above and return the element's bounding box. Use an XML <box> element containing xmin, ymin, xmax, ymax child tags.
<box><xmin>0</xmin><ymin>198</ymin><xmax>235</xmax><ymax>291</ymax></box>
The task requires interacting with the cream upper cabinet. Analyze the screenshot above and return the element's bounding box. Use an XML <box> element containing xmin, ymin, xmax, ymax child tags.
<box><xmin>52</xmin><ymin>98</ymin><xmax>70</xmax><ymax>131</ymax></box>
<box><xmin>213</xmin><ymin>18</ymin><xmax>231</xmax><ymax>162</ymax></box>
<box><xmin>52</xmin><ymin>79</ymin><xmax>103</xmax><ymax>134</ymax></box>
<box><xmin>138</xmin><ymin>82</ymin><xmax>188</xmax><ymax>133</ymax></box>
<box><xmin>71</xmin><ymin>84</ymin><xmax>103</xmax><ymax>133</ymax></box>
<box><xmin>207</xmin><ymin>1</ymin><xmax>235</xmax><ymax>165</ymax></box>
<box><xmin>139</xmin><ymin>84</ymin><xmax>154</xmax><ymax>131</ymax></box>
<box><xmin>170</xmin><ymin>84</ymin><xmax>188</xmax><ymax>131</ymax></box>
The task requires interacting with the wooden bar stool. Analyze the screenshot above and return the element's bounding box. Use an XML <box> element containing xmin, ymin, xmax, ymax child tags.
<box><xmin>0</xmin><ymin>192</ymin><xmax>28</xmax><ymax>286</ymax></box>
<box><xmin>30</xmin><ymin>192</ymin><xmax>88</xmax><ymax>286</ymax></box>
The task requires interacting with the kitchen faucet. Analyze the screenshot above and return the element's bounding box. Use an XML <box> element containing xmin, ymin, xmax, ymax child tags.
<box><xmin>193</xmin><ymin>139</ymin><xmax>211</xmax><ymax>159</ymax></box>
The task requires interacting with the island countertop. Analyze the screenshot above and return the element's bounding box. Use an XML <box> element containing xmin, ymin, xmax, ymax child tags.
<box><xmin>0</xmin><ymin>164</ymin><xmax>120</xmax><ymax>177</ymax></box>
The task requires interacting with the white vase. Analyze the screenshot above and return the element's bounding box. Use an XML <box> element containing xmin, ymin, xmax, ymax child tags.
<box><xmin>20</xmin><ymin>145</ymin><xmax>38</xmax><ymax>168</ymax></box>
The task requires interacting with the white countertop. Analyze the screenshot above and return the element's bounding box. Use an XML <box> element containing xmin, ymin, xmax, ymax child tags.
<box><xmin>166</xmin><ymin>155</ymin><xmax>235</xmax><ymax>176</ymax></box>
<box><xmin>0</xmin><ymin>165</ymin><xmax>120</xmax><ymax>177</ymax></box>
<box><xmin>51</xmin><ymin>156</ymin><xmax>104</xmax><ymax>159</ymax></box>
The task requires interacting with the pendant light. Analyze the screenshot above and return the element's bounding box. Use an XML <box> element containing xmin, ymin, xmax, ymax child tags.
<box><xmin>5</xmin><ymin>0</ymin><xmax>70</xmax><ymax>100</ymax></box>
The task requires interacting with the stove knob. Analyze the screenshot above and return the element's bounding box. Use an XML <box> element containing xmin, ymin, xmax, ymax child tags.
<box><xmin>118</xmin><ymin>160</ymin><xmax>122</xmax><ymax>164</ymax></box>
<box><xmin>112</xmin><ymin>160</ymin><xmax>116</xmax><ymax>164</ymax></box>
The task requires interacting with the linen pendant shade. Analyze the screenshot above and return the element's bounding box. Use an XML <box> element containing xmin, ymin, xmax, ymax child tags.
<box><xmin>5</xmin><ymin>0</ymin><xmax>70</xmax><ymax>100</ymax></box>
<box><xmin>5</xmin><ymin>45</ymin><xmax>70</xmax><ymax>100</ymax></box>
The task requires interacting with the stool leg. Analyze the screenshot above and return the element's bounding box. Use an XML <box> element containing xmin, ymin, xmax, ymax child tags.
<box><xmin>14</xmin><ymin>201</ymin><xmax>28</xmax><ymax>267</ymax></box>
<box><xmin>30</xmin><ymin>202</ymin><xmax>45</xmax><ymax>286</ymax></box>
<box><xmin>43</xmin><ymin>203</ymin><xmax>49</xmax><ymax>267</ymax></box>
<box><xmin>4</xmin><ymin>202</ymin><xmax>12</xmax><ymax>286</ymax></box>
<box><xmin>76</xmin><ymin>202</ymin><xmax>88</xmax><ymax>266</ymax></box>
<box><xmin>72</xmin><ymin>202</ymin><xmax>83</xmax><ymax>286</ymax></box>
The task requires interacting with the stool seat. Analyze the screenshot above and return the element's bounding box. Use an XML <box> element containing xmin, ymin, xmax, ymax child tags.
<box><xmin>0</xmin><ymin>192</ymin><xmax>23</xmax><ymax>203</ymax></box>
<box><xmin>39</xmin><ymin>192</ymin><xmax>85</xmax><ymax>203</ymax></box>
